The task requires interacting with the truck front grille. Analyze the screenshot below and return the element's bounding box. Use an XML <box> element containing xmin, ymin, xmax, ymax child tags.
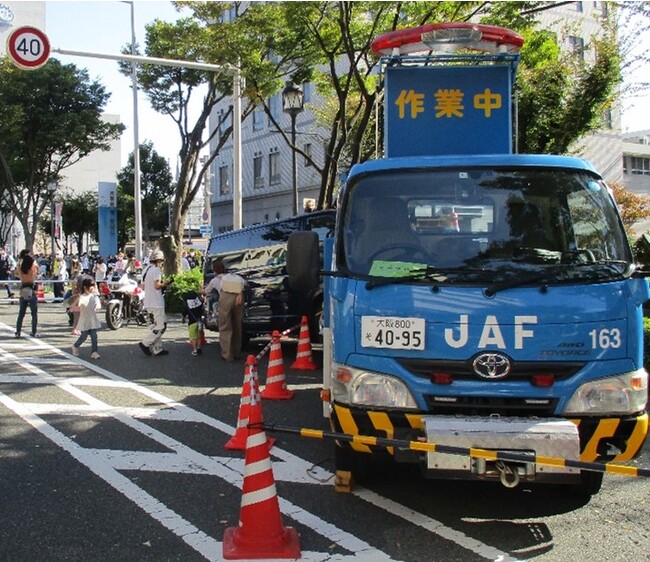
<box><xmin>423</xmin><ymin>394</ymin><xmax>559</xmax><ymax>416</ymax></box>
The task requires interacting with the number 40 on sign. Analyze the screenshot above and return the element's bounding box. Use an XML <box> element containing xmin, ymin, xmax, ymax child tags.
<box><xmin>6</xmin><ymin>26</ymin><xmax>51</xmax><ymax>70</ymax></box>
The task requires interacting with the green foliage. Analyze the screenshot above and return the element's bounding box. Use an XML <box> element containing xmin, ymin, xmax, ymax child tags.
<box><xmin>164</xmin><ymin>266</ymin><xmax>203</xmax><ymax>313</ymax></box>
<box><xmin>60</xmin><ymin>191</ymin><xmax>99</xmax><ymax>255</ymax></box>
<box><xmin>0</xmin><ymin>58</ymin><xmax>124</xmax><ymax>251</ymax></box>
<box><xmin>633</xmin><ymin>235</ymin><xmax>650</xmax><ymax>269</ymax></box>
<box><xmin>516</xmin><ymin>26</ymin><xmax>620</xmax><ymax>154</ymax></box>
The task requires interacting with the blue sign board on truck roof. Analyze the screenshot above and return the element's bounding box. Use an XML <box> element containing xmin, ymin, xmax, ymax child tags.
<box><xmin>384</xmin><ymin>64</ymin><xmax>513</xmax><ymax>157</ymax></box>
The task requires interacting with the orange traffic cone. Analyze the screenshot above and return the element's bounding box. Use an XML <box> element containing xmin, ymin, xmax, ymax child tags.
<box><xmin>290</xmin><ymin>315</ymin><xmax>318</xmax><ymax>370</ymax></box>
<box><xmin>225</xmin><ymin>356</ymin><xmax>275</xmax><ymax>451</ymax></box>
<box><xmin>261</xmin><ymin>331</ymin><xmax>294</xmax><ymax>400</ymax></box>
<box><xmin>37</xmin><ymin>282</ymin><xmax>46</xmax><ymax>303</ymax></box>
<box><xmin>222</xmin><ymin>357</ymin><xmax>301</xmax><ymax>560</ymax></box>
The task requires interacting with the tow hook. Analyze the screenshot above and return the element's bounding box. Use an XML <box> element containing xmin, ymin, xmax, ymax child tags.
<box><xmin>495</xmin><ymin>460</ymin><xmax>520</xmax><ymax>488</ymax></box>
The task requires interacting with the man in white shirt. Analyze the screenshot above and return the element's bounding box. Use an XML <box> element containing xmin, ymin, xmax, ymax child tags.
<box><xmin>138</xmin><ymin>250</ymin><xmax>171</xmax><ymax>357</ymax></box>
<box><xmin>93</xmin><ymin>256</ymin><xmax>107</xmax><ymax>286</ymax></box>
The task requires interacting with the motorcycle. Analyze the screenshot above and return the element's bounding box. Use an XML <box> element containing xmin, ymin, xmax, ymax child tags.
<box><xmin>101</xmin><ymin>269</ymin><xmax>151</xmax><ymax>330</ymax></box>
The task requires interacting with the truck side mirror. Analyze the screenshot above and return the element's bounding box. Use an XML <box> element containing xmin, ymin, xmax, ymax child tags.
<box><xmin>287</xmin><ymin>231</ymin><xmax>320</xmax><ymax>290</ymax></box>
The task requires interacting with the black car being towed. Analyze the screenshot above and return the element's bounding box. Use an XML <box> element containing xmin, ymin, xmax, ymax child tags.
<box><xmin>203</xmin><ymin>210</ymin><xmax>335</xmax><ymax>344</ymax></box>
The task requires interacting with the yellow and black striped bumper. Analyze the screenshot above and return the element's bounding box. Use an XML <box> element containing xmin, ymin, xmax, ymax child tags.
<box><xmin>331</xmin><ymin>403</ymin><xmax>649</xmax><ymax>463</ymax></box>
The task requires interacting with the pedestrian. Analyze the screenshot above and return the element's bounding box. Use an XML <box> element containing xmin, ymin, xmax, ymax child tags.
<box><xmin>71</xmin><ymin>276</ymin><xmax>102</xmax><ymax>360</ymax></box>
<box><xmin>181</xmin><ymin>251</ymin><xmax>192</xmax><ymax>271</ymax></box>
<box><xmin>138</xmin><ymin>249</ymin><xmax>171</xmax><ymax>357</ymax></box>
<box><xmin>80</xmin><ymin>252</ymin><xmax>90</xmax><ymax>274</ymax></box>
<box><xmin>114</xmin><ymin>252</ymin><xmax>127</xmax><ymax>272</ymax></box>
<box><xmin>15</xmin><ymin>249</ymin><xmax>39</xmax><ymax>338</ymax></box>
<box><xmin>184</xmin><ymin>289</ymin><xmax>204</xmax><ymax>356</ymax></box>
<box><xmin>70</xmin><ymin>256</ymin><xmax>81</xmax><ymax>279</ymax></box>
<box><xmin>52</xmin><ymin>254</ymin><xmax>68</xmax><ymax>302</ymax></box>
<box><xmin>67</xmin><ymin>274</ymin><xmax>86</xmax><ymax>336</ymax></box>
<box><xmin>204</xmin><ymin>258</ymin><xmax>245</xmax><ymax>362</ymax></box>
<box><xmin>93</xmin><ymin>256</ymin><xmax>107</xmax><ymax>288</ymax></box>
<box><xmin>0</xmin><ymin>246</ymin><xmax>16</xmax><ymax>299</ymax></box>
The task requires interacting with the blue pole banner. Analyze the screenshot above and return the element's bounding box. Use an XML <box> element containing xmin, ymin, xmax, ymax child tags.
<box><xmin>384</xmin><ymin>65</ymin><xmax>513</xmax><ymax>157</ymax></box>
<box><xmin>98</xmin><ymin>181</ymin><xmax>118</xmax><ymax>259</ymax></box>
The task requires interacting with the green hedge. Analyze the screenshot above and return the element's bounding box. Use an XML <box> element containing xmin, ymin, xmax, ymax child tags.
<box><xmin>164</xmin><ymin>267</ymin><xmax>203</xmax><ymax>313</ymax></box>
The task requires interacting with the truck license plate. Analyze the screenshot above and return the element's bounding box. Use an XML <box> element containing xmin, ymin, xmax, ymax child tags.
<box><xmin>361</xmin><ymin>316</ymin><xmax>425</xmax><ymax>350</ymax></box>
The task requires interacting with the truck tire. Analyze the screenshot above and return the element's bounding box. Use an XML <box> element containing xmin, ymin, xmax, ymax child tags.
<box><xmin>574</xmin><ymin>470</ymin><xmax>603</xmax><ymax>497</ymax></box>
<box><xmin>106</xmin><ymin>302</ymin><xmax>123</xmax><ymax>330</ymax></box>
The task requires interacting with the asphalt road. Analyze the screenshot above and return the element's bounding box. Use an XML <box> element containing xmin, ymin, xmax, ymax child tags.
<box><xmin>0</xmin><ymin>301</ymin><xmax>649</xmax><ymax>562</ymax></box>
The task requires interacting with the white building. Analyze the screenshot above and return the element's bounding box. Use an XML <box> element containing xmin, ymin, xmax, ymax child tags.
<box><xmin>623</xmin><ymin>129</ymin><xmax>650</xmax><ymax>194</ymax></box>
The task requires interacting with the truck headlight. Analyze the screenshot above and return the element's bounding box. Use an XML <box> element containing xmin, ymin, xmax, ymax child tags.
<box><xmin>330</xmin><ymin>363</ymin><xmax>418</xmax><ymax>409</ymax></box>
<box><xmin>564</xmin><ymin>369</ymin><xmax>648</xmax><ymax>415</ymax></box>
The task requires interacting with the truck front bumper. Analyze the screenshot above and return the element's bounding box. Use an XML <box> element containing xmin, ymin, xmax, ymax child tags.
<box><xmin>331</xmin><ymin>403</ymin><xmax>649</xmax><ymax>465</ymax></box>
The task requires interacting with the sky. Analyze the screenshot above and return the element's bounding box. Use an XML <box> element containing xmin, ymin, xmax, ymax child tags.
<box><xmin>45</xmin><ymin>0</ymin><xmax>650</xmax><ymax>173</ymax></box>
<box><xmin>46</xmin><ymin>1</ymin><xmax>194</xmax><ymax>168</ymax></box>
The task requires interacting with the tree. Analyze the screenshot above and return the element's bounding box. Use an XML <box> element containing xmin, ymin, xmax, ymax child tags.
<box><xmin>117</xmin><ymin>141</ymin><xmax>174</xmax><ymax>248</ymax></box>
<box><xmin>0</xmin><ymin>58</ymin><xmax>124</xmax><ymax>252</ymax></box>
<box><xmin>610</xmin><ymin>181</ymin><xmax>650</xmax><ymax>237</ymax></box>
<box><xmin>124</xmin><ymin>2</ymin><xmax>486</xmax><ymax>272</ymax></box>
<box><xmin>126</xmin><ymin>1</ymin><xmax>630</xmax><ymax>273</ymax></box>
<box><xmin>516</xmin><ymin>27</ymin><xmax>620</xmax><ymax>154</ymax></box>
<box><xmin>59</xmin><ymin>191</ymin><xmax>99</xmax><ymax>256</ymax></box>
<box><xmin>120</xmin><ymin>12</ymin><xmax>255</xmax><ymax>273</ymax></box>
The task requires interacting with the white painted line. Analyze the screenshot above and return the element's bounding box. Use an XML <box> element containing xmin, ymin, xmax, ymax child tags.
<box><xmin>0</xmin><ymin>322</ymin><xmax>518</xmax><ymax>561</ymax></box>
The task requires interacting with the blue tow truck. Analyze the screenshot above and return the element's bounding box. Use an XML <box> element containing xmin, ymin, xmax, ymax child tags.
<box><xmin>287</xmin><ymin>22</ymin><xmax>648</xmax><ymax>495</ymax></box>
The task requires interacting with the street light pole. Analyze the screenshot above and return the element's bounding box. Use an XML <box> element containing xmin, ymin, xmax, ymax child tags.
<box><xmin>282</xmin><ymin>81</ymin><xmax>304</xmax><ymax>216</ymax></box>
<box><xmin>124</xmin><ymin>1</ymin><xmax>143</xmax><ymax>262</ymax></box>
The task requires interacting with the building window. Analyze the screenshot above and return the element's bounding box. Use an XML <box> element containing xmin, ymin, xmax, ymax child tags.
<box><xmin>269</xmin><ymin>95</ymin><xmax>281</xmax><ymax>123</ymax></box>
<box><xmin>568</xmin><ymin>36</ymin><xmax>585</xmax><ymax>60</ymax></box>
<box><xmin>253</xmin><ymin>153</ymin><xmax>264</xmax><ymax>188</ymax></box>
<box><xmin>269</xmin><ymin>149</ymin><xmax>280</xmax><ymax>185</ymax></box>
<box><xmin>253</xmin><ymin>106</ymin><xmax>264</xmax><ymax>131</ymax></box>
<box><xmin>630</xmin><ymin>156</ymin><xmax>650</xmax><ymax>175</ymax></box>
<box><xmin>219</xmin><ymin>165</ymin><xmax>230</xmax><ymax>194</ymax></box>
<box><xmin>573</xmin><ymin>1</ymin><xmax>583</xmax><ymax>12</ymax></box>
<box><xmin>303</xmin><ymin>143</ymin><xmax>312</xmax><ymax>167</ymax></box>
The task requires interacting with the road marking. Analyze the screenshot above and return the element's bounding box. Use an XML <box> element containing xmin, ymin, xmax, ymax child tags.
<box><xmin>0</xmin><ymin>324</ymin><xmax>517</xmax><ymax>561</ymax></box>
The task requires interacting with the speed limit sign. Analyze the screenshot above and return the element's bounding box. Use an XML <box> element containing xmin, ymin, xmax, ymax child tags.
<box><xmin>6</xmin><ymin>26</ymin><xmax>51</xmax><ymax>70</ymax></box>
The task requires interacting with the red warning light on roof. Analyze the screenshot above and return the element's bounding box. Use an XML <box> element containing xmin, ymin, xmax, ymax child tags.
<box><xmin>371</xmin><ymin>22</ymin><xmax>524</xmax><ymax>56</ymax></box>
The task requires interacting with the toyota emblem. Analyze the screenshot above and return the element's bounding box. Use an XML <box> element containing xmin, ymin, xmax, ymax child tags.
<box><xmin>472</xmin><ymin>353</ymin><xmax>511</xmax><ymax>379</ymax></box>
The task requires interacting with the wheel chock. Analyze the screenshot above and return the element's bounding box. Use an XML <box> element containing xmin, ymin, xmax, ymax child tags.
<box><xmin>334</xmin><ymin>470</ymin><xmax>352</xmax><ymax>493</ymax></box>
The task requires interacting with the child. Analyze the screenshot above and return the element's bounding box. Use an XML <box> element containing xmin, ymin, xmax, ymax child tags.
<box><xmin>72</xmin><ymin>276</ymin><xmax>102</xmax><ymax>360</ymax></box>
<box><xmin>184</xmin><ymin>289</ymin><xmax>204</xmax><ymax>356</ymax></box>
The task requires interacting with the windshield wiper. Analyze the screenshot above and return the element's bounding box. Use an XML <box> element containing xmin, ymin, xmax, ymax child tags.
<box><xmin>485</xmin><ymin>261</ymin><xmax>632</xmax><ymax>296</ymax></box>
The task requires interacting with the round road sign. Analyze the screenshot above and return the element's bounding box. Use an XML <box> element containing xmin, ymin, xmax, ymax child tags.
<box><xmin>6</xmin><ymin>26</ymin><xmax>51</xmax><ymax>70</ymax></box>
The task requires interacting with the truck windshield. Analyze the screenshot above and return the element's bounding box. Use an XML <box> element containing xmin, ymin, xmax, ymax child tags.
<box><xmin>341</xmin><ymin>167</ymin><xmax>632</xmax><ymax>283</ymax></box>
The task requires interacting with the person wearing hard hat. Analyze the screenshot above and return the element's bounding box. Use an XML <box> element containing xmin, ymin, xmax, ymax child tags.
<box><xmin>138</xmin><ymin>249</ymin><xmax>172</xmax><ymax>357</ymax></box>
